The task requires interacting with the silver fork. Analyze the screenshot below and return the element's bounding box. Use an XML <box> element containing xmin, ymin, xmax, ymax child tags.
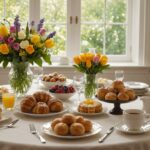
<box><xmin>0</xmin><ymin>119</ymin><xmax>19</xmax><ymax>129</ymax></box>
<box><xmin>29</xmin><ymin>124</ymin><xmax>46</xmax><ymax>144</ymax></box>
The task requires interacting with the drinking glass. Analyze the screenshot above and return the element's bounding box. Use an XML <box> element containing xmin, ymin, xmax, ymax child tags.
<box><xmin>33</xmin><ymin>66</ymin><xmax>43</xmax><ymax>84</ymax></box>
<box><xmin>73</xmin><ymin>76</ymin><xmax>84</xmax><ymax>105</ymax></box>
<box><xmin>2</xmin><ymin>93</ymin><xmax>15</xmax><ymax>110</ymax></box>
<box><xmin>115</xmin><ymin>70</ymin><xmax>124</xmax><ymax>81</ymax></box>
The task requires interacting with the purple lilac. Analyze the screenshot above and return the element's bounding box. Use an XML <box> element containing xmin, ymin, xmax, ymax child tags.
<box><xmin>37</xmin><ymin>18</ymin><xmax>45</xmax><ymax>32</ymax></box>
<box><xmin>12</xmin><ymin>43</ymin><xmax>20</xmax><ymax>51</ymax></box>
<box><xmin>7</xmin><ymin>37</ymin><xmax>15</xmax><ymax>44</ymax></box>
<box><xmin>10</xmin><ymin>26</ymin><xmax>16</xmax><ymax>33</ymax></box>
<box><xmin>14</xmin><ymin>15</ymin><xmax>21</xmax><ymax>32</ymax></box>
<box><xmin>47</xmin><ymin>31</ymin><xmax>56</xmax><ymax>39</ymax></box>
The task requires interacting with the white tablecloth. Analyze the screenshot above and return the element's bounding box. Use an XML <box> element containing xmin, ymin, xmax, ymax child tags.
<box><xmin>0</xmin><ymin>83</ymin><xmax>150</xmax><ymax>150</ymax></box>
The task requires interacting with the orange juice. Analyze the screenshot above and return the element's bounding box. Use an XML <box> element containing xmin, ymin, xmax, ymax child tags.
<box><xmin>2</xmin><ymin>93</ymin><xmax>15</xmax><ymax>109</ymax></box>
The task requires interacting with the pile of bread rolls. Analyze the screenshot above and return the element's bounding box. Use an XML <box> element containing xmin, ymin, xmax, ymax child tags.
<box><xmin>51</xmin><ymin>113</ymin><xmax>93</xmax><ymax>136</ymax></box>
<box><xmin>97</xmin><ymin>80</ymin><xmax>136</xmax><ymax>101</ymax></box>
<box><xmin>20</xmin><ymin>91</ymin><xmax>63</xmax><ymax>114</ymax></box>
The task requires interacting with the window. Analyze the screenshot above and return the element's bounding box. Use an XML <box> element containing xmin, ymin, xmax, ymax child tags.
<box><xmin>0</xmin><ymin>0</ymin><xmax>146</xmax><ymax>65</ymax></box>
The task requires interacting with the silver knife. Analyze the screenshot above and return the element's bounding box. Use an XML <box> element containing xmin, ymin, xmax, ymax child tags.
<box><xmin>0</xmin><ymin>119</ymin><xmax>19</xmax><ymax>129</ymax></box>
<box><xmin>98</xmin><ymin>126</ymin><xmax>114</xmax><ymax>143</ymax></box>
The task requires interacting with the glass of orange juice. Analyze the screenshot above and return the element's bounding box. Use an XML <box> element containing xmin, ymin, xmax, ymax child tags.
<box><xmin>2</xmin><ymin>93</ymin><xmax>15</xmax><ymax>110</ymax></box>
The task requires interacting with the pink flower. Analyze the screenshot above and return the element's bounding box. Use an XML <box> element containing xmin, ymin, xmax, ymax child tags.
<box><xmin>0</xmin><ymin>36</ymin><xmax>3</xmax><ymax>42</ymax></box>
<box><xmin>7</xmin><ymin>37</ymin><xmax>15</xmax><ymax>44</ymax></box>
<box><xmin>93</xmin><ymin>55</ymin><xmax>100</xmax><ymax>64</ymax></box>
<box><xmin>39</xmin><ymin>28</ymin><xmax>46</xmax><ymax>36</ymax></box>
<box><xmin>10</xmin><ymin>26</ymin><xmax>16</xmax><ymax>33</ymax></box>
<box><xmin>12</xmin><ymin>43</ymin><xmax>20</xmax><ymax>51</ymax></box>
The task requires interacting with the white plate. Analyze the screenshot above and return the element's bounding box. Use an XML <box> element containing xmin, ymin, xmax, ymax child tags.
<box><xmin>72</xmin><ymin>106</ymin><xmax>108</xmax><ymax>116</ymax></box>
<box><xmin>0</xmin><ymin>114</ymin><xmax>11</xmax><ymax>123</ymax></box>
<box><xmin>40</xmin><ymin>79</ymin><xmax>73</xmax><ymax>89</ymax></box>
<box><xmin>15</xmin><ymin>105</ymin><xmax>68</xmax><ymax>117</ymax></box>
<box><xmin>125</xmin><ymin>81</ymin><xmax>149</xmax><ymax>90</ymax></box>
<box><xmin>42</xmin><ymin>121</ymin><xmax>102</xmax><ymax>139</ymax></box>
<box><xmin>115</xmin><ymin>123</ymin><xmax>150</xmax><ymax>134</ymax></box>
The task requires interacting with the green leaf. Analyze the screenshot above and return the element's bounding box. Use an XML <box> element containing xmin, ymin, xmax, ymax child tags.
<box><xmin>33</xmin><ymin>58</ymin><xmax>43</xmax><ymax>67</ymax></box>
<box><xmin>25</xmin><ymin>22</ymin><xmax>29</xmax><ymax>38</ymax></box>
<box><xmin>42</xmin><ymin>54</ymin><xmax>51</xmax><ymax>64</ymax></box>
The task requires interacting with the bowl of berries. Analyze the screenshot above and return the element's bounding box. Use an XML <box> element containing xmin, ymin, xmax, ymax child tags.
<box><xmin>49</xmin><ymin>85</ymin><xmax>76</xmax><ymax>100</ymax></box>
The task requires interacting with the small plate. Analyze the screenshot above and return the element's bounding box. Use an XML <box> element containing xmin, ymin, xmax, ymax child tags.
<box><xmin>72</xmin><ymin>106</ymin><xmax>108</xmax><ymax>116</ymax></box>
<box><xmin>15</xmin><ymin>105</ymin><xmax>68</xmax><ymax>117</ymax></box>
<box><xmin>125</xmin><ymin>81</ymin><xmax>149</xmax><ymax>90</ymax></box>
<box><xmin>42</xmin><ymin>121</ymin><xmax>102</xmax><ymax>139</ymax></box>
<box><xmin>115</xmin><ymin>123</ymin><xmax>150</xmax><ymax>134</ymax></box>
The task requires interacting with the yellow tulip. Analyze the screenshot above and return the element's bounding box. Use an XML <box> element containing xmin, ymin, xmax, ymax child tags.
<box><xmin>86</xmin><ymin>59</ymin><xmax>92</xmax><ymax>68</ymax></box>
<box><xmin>31</xmin><ymin>35</ymin><xmax>40</xmax><ymax>45</ymax></box>
<box><xmin>0</xmin><ymin>44</ymin><xmax>9</xmax><ymax>55</ymax></box>
<box><xmin>25</xmin><ymin>45</ymin><xmax>35</xmax><ymax>54</ymax></box>
<box><xmin>73</xmin><ymin>56</ymin><xmax>81</xmax><ymax>65</ymax></box>
<box><xmin>45</xmin><ymin>39</ymin><xmax>55</xmax><ymax>48</ymax></box>
<box><xmin>86</xmin><ymin>53</ymin><xmax>94</xmax><ymax>60</ymax></box>
<box><xmin>100</xmin><ymin>55</ymin><xmax>108</xmax><ymax>65</ymax></box>
<box><xmin>79</xmin><ymin>53</ymin><xmax>86</xmax><ymax>62</ymax></box>
<box><xmin>0</xmin><ymin>25</ymin><xmax>9</xmax><ymax>37</ymax></box>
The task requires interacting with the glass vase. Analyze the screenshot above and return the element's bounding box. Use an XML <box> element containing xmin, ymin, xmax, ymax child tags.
<box><xmin>84</xmin><ymin>73</ymin><xmax>96</xmax><ymax>99</ymax></box>
<box><xmin>9</xmin><ymin>62</ymin><xmax>33</xmax><ymax>97</ymax></box>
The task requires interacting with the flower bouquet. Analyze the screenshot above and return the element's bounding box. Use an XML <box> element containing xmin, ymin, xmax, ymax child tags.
<box><xmin>0</xmin><ymin>16</ymin><xmax>56</xmax><ymax>96</ymax></box>
<box><xmin>73</xmin><ymin>52</ymin><xmax>109</xmax><ymax>99</ymax></box>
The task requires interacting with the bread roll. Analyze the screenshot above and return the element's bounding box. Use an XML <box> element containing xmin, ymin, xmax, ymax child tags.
<box><xmin>32</xmin><ymin>102</ymin><xmax>49</xmax><ymax>114</ymax></box>
<box><xmin>62</xmin><ymin>113</ymin><xmax>76</xmax><ymax>125</ymax></box>
<box><xmin>70</xmin><ymin>123</ymin><xmax>85</xmax><ymax>136</ymax></box>
<box><xmin>97</xmin><ymin>88</ymin><xmax>108</xmax><ymax>99</ymax></box>
<box><xmin>54</xmin><ymin>123</ymin><xmax>69</xmax><ymax>136</ymax></box>
<box><xmin>51</xmin><ymin>118</ymin><xmax>62</xmax><ymax>130</ymax></box>
<box><xmin>75</xmin><ymin>116</ymin><xmax>85</xmax><ymax>124</ymax></box>
<box><xmin>82</xmin><ymin>119</ymin><xmax>92</xmax><ymax>132</ymax></box>
<box><xmin>105</xmin><ymin>92</ymin><xmax>117</xmax><ymax>100</ymax></box>
<box><xmin>125</xmin><ymin>89</ymin><xmax>136</xmax><ymax>100</ymax></box>
<box><xmin>112</xmin><ymin>80</ymin><xmax>125</xmax><ymax>92</ymax></box>
<box><xmin>118</xmin><ymin>92</ymin><xmax>129</xmax><ymax>101</ymax></box>
<box><xmin>20</xmin><ymin>95</ymin><xmax>36</xmax><ymax>113</ymax></box>
<box><xmin>47</xmin><ymin>98</ymin><xmax>63</xmax><ymax>112</ymax></box>
<box><xmin>33</xmin><ymin>91</ymin><xmax>52</xmax><ymax>103</ymax></box>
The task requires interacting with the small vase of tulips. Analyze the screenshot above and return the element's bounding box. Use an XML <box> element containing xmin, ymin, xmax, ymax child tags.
<box><xmin>73</xmin><ymin>52</ymin><xmax>109</xmax><ymax>99</ymax></box>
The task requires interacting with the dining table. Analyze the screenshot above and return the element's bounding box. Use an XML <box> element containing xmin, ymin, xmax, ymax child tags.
<box><xmin>0</xmin><ymin>82</ymin><xmax>150</xmax><ymax>150</ymax></box>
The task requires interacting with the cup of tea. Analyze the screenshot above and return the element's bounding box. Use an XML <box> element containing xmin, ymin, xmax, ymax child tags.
<box><xmin>123</xmin><ymin>109</ymin><xmax>145</xmax><ymax>130</ymax></box>
<box><xmin>140</xmin><ymin>96</ymin><xmax>150</xmax><ymax>114</ymax></box>
<box><xmin>2</xmin><ymin>93</ymin><xmax>15</xmax><ymax>110</ymax></box>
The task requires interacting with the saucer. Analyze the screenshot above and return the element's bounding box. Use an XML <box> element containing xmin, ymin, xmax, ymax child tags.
<box><xmin>115</xmin><ymin>123</ymin><xmax>150</xmax><ymax>134</ymax></box>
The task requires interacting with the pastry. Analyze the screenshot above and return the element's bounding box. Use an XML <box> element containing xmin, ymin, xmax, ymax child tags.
<box><xmin>125</xmin><ymin>89</ymin><xmax>136</xmax><ymax>100</ymax></box>
<box><xmin>70</xmin><ymin>123</ymin><xmax>85</xmax><ymax>136</ymax></box>
<box><xmin>78</xmin><ymin>99</ymin><xmax>102</xmax><ymax>113</ymax></box>
<box><xmin>107</xmin><ymin>87</ymin><xmax>117</xmax><ymax>93</ymax></box>
<box><xmin>51</xmin><ymin>118</ymin><xmax>62</xmax><ymax>130</ymax></box>
<box><xmin>20</xmin><ymin>95</ymin><xmax>37</xmax><ymax>113</ymax></box>
<box><xmin>75</xmin><ymin>116</ymin><xmax>85</xmax><ymax>124</ymax></box>
<box><xmin>0</xmin><ymin>107</ymin><xmax>2</xmax><ymax>120</ymax></box>
<box><xmin>112</xmin><ymin>80</ymin><xmax>125</xmax><ymax>92</ymax></box>
<box><xmin>105</xmin><ymin>92</ymin><xmax>117</xmax><ymax>100</ymax></box>
<box><xmin>54</xmin><ymin>123</ymin><xmax>69</xmax><ymax>136</ymax></box>
<box><xmin>32</xmin><ymin>102</ymin><xmax>49</xmax><ymax>114</ymax></box>
<box><xmin>47</xmin><ymin>98</ymin><xmax>63</xmax><ymax>112</ymax></box>
<box><xmin>62</xmin><ymin>113</ymin><xmax>76</xmax><ymax>125</ymax></box>
<box><xmin>33</xmin><ymin>91</ymin><xmax>52</xmax><ymax>103</ymax></box>
<box><xmin>82</xmin><ymin>119</ymin><xmax>92</xmax><ymax>132</ymax></box>
<box><xmin>117</xmin><ymin>92</ymin><xmax>129</xmax><ymax>101</ymax></box>
<box><xmin>97</xmin><ymin>88</ymin><xmax>109</xmax><ymax>99</ymax></box>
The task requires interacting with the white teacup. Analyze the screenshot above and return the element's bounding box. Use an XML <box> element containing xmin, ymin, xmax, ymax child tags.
<box><xmin>140</xmin><ymin>96</ymin><xmax>150</xmax><ymax>113</ymax></box>
<box><xmin>123</xmin><ymin>109</ymin><xmax>145</xmax><ymax>130</ymax></box>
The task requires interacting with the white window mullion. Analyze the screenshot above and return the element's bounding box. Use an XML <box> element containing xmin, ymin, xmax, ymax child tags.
<box><xmin>67</xmin><ymin>0</ymin><xmax>81</xmax><ymax>59</ymax></box>
<box><xmin>29</xmin><ymin>0</ymin><xmax>40</xmax><ymax>25</ymax></box>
